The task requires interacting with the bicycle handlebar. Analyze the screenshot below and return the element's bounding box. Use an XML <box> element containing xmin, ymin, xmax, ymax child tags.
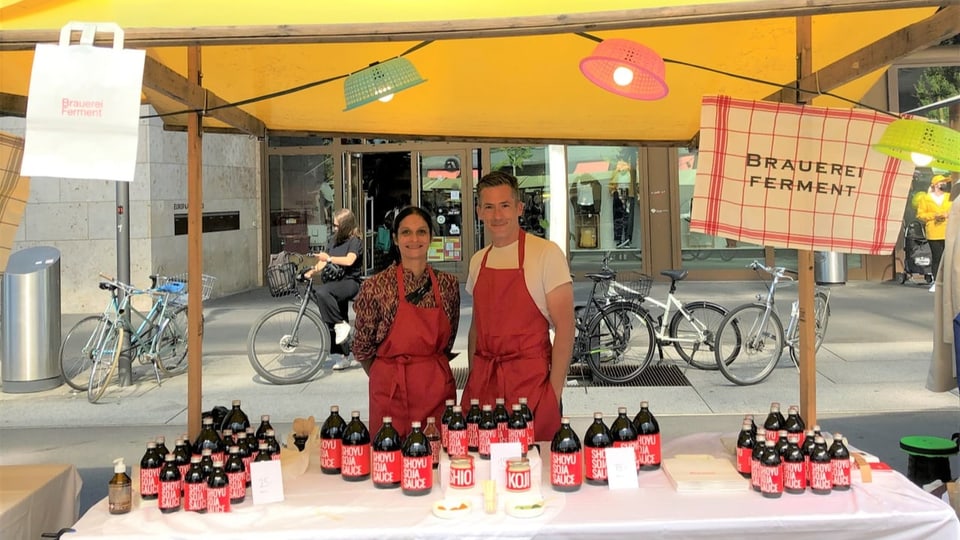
<box><xmin>747</xmin><ymin>260</ymin><xmax>797</xmax><ymax>281</ymax></box>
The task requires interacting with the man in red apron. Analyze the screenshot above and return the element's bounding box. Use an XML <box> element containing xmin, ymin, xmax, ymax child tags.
<box><xmin>461</xmin><ymin>172</ymin><xmax>575</xmax><ymax>442</ymax></box>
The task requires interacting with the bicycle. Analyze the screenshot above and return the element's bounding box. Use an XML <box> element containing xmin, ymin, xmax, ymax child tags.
<box><xmin>712</xmin><ymin>260</ymin><xmax>831</xmax><ymax>386</ymax></box>
<box><xmin>59</xmin><ymin>272</ymin><xmax>212</xmax><ymax>402</ymax></box>
<box><xmin>610</xmin><ymin>269</ymin><xmax>729</xmax><ymax>371</ymax></box>
<box><xmin>247</xmin><ymin>259</ymin><xmax>331</xmax><ymax>384</ymax></box>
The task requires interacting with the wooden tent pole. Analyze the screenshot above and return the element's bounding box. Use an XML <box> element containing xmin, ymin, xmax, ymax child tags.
<box><xmin>795</xmin><ymin>17</ymin><xmax>818</xmax><ymax>428</ymax></box>
<box><xmin>186</xmin><ymin>45</ymin><xmax>204</xmax><ymax>440</ymax></box>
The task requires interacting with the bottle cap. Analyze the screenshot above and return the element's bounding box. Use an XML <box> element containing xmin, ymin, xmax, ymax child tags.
<box><xmin>482</xmin><ymin>404</ymin><xmax>492</xmax><ymax>411</ymax></box>
<box><xmin>519</xmin><ymin>397</ymin><xmax>528</xmax><ymax>404</ymax></box>
<box><xmin>261</xmin><ymin>414</ymin><xmax>270</xmax><ymax>421</ymax></box>
<box><xmin>426</xmin><ymin>416</ymin><xmax>436</xmax><ymax>424</ymax></box>
<box><xmin>229</xmin><ymin>446</ymin><xmax>239</xmax><ymax>453</ymax></box>
<box><xmin>203</xmin><ymin>417</ymin><xmax>213</xmax><ymax>425</ymax></box>
<box><xmin>351</xmin><ymin>410</ymin><xmax>361</xmax><ymax>417</ymax></box>
<box><xmin>445</xmin><ymin>399</ymin><xmax>455</xmax><ymax>406</ymax></box>
<box><xmin>470</xmin><ymin>398</ymin><xmax>480</xmax><ymax>405</ymax></box>
<box><xmin>156</xmin><ymin>435</ymin><xmax>166</xmax><ymax>443</ymax></box>
<box><xmin>190</xmin><ymin>456</ymin><xmax>202</xmax><ymax>463</ymax></box>
<box><xmin>496</xmin><ymin>398</ymin><xmax>505</xmax><ymax>404</ymax></box>
<box><xmin>593</xmin><ymin>412</ymin><xmax>604</xmax><ymax>419</ymax></box>
<box><xmin>232</xmin><ymin>399</ymin><xmax>241</xmax><ymax>406</ymax></box>
<box><xmin>330</xmin><ymin>405</ymin><xmax>340</xmax><ymax>412</ymax></box>
<box><xmin>266</xmin><ymin>429</ymin><xmax>275</xmax><ymax>436</ymax></box>
<box><xmin>453</xmin><ymin>405</ymin><xmax>462</xmax><ymax>412</ymax></box>
<box><xmin>512</xmin><ymin>404</ymin><xmax>521</xmax><ymax>411</ymax></box>
<box><xmin>258</xmin><ymin>442</ymin><xmax>268</xmax><ymax>449</ymax></box>
<box><xmin>383</xmin><ymin>416</ymin><xmax>392</xmax><ymax>423</ymax></box>
<box><xmin>411</xmin><ymin>421</ymin><xmax>422</xmax><ymax>429</ymax></box>
<box><xmin>213</xmin><ymin>460</ymin><xmax>223</xmax><ymax>467</ymax></box>
<box><xmin>113</xmin><ymin>458</ymin><xmax>126</xmax><ymax>474</ymax></box>
<box><xmin>146</xmin><ymin>441</ymin><xmax>156</xmax><ymax>448</ymax></box>
<box><xmin>640</xmin><ymin>400</ymin><xmax>649</xmax><ymax>407</ymax></box>
<box><xmin>769</xmin><ymin>402</ymin><xmax>780</xmax><ymax>411</ymax></box>
<box><xmin>164</xmin><ymin>454</ymin><xmax>175</xmax><ymax>462</ymax></box>
<box><xmin>561</xmin><ymin>416</ymin><xmax>570</xmax><ymax>423</ymax></box>
<box><xmin>618</xmin><ymin>406</ymin><xmax>628</xmax><ymax>414</ymax></box>
<box><xmin>202</xmin><ymin>448</ymin><xmax>212</xmax><ymax>456</ymax></box>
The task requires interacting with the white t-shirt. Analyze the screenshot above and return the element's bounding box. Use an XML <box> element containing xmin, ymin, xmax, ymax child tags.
<box><xmin>466</xmin><ymin>234</ymin><xmax>572</xmax><ymax>325</ymax></box>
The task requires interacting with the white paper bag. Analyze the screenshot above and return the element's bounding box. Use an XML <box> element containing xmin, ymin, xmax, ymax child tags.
<box><xmin>21</xmin><ymin>22</ymin><xmax>145</xmax><ymax>182</ymax></box>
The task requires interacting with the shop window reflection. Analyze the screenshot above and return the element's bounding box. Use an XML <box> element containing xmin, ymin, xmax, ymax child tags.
<box><xmin>267</xmin><ymin>154</ymin><xmax>336</xmax><ymax>255</ymax></box>
<box><xmin>490</xmin><ymin>146</ymin><xmax>550</xmax><ymax>240</ymax></box>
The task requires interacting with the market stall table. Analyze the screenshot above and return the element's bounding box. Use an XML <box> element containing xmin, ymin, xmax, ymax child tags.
<box><xmin>66</xmin><ymin>434</ymin><xmax>959</xmax><ymax>539</ymax></box>
<box><xmin>0</xmin><ymin>464</ymin><xmax>83</xmax><ymax>539</ymax></box>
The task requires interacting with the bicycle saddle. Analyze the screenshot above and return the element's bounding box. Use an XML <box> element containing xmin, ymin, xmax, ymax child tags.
<box><xmin>660</xmin><ymin>269</ymin><xmax>688</xmax><ymax>281</ymax></box>
<box><xmin>585</xmin><ymin>270</ymin><xmax>616</xmax><ymax>282</ymax></box>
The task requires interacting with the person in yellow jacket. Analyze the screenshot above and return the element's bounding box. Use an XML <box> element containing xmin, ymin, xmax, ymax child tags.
<box><xmin>916</xmin><ymin>174</ymin><xmax>952</xmax><ymax>292</ymax></box>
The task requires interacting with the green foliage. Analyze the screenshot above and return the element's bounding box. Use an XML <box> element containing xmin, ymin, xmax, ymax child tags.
<box><xmin>915</xmin><ymin>66</ymin><xmax>960</xmax><ymax>123</ymax></box>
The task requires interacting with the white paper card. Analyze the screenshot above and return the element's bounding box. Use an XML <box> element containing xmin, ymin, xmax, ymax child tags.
<box><xmin>605</xmin><ymin>447</ymin><xmax>639</xmax><ymax>490</ymax></box>
<box><xmin>250</xmin><ymin>460</ymin><xmax>285</xmax><ymax>504</ymax></box>
<box><xmin>489</xmin><ymin>442</ymin><xmax>522</xmax><ymax>492</ymax></box>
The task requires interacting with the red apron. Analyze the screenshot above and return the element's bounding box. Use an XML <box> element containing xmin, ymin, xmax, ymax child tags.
<box><xmin>461</xmin><ymin>232</ymin><xmax>561</xmax><ymax>442</ymax></box>
<box><xmin>368</xmin><ymin>265</ymin><xmax>455</xmax><ymax>438</ymax></box>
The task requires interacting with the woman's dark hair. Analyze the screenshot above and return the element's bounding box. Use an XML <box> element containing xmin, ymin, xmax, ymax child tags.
<box><xmin>332</xmin><ymin>208</ymin><xmax>360</xmax><ymax>245</ymax></box>
<box><xmin>389</xmin><ymin>206</ymin><xmax>434</xmax><ymax>263</ymax></box>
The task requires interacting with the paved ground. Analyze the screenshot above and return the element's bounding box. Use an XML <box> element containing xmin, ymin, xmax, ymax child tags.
<box><xmin>0</xmin><ymin>276</ymin><xmax>957</xmax><ymax>516</ymax></box>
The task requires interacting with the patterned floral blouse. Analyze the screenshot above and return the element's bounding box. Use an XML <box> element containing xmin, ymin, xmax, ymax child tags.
<box><xmin>352</xmin><ymin>262</ymin><xmax>460</xmax><ymax>364</ymax></box>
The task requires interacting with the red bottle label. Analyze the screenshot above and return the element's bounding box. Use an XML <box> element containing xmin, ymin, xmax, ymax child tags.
<box><xmin>430</xmin><ymin>439</ymin><xmax>441</xmax><ymax>465</ymax></box>
<box><xmin>497</xmin><ymin>422</ymin><xmax>509</xmax><ymax>442</ymax></box>
<box><xmin>373</xmin><ymin>450</ymin><xmax>401</xmax><ymax>485</ymax></box>
<box><xmin>212</xmin><ymin>452</ymin><xmax>225</xmax><ymax>465</ymax></box>
<box><xmin>441</xmin><ymin>424</ymin><xmax>449</xmax><ymax>451</ymax></box>
<box><xmin>242</xmin><ymin>456</ymin><xmax>253</xmax><ymax>484</ymax></box>
<box><xmin>447</xmin><ymin>430</ymin><xmax>468</xmax><ymax>456</ymax></box>
<box><xmin>832</xmin><ymin>458</ymin><xmax>851</xmax><ymax>487</ymax></box>
<box><xmin>321</xmin><ymin>439</ymin><xmax>342</xmax><ymax>470</ymax></box>
<box><xmin>227</xmin><ymin>471</ymin><xmax>245</xmax><ymax>501</ymax></box>
<box><xmin>636</xmin><ymin>434</ymin><xmax>661</xmax><ymax>466</ymax></box>
<box><xmin>140</xmin><ymin>467</ymin><xmax>160</xmax><ymax>497</ymax></box>
<box><xmin>478</xmin><ymin>429</ymin><xmax>498</xmax><ymax>456</ymax></box>
<box><xmin>177</xmin><ymin>463</ymin><xmax>189</xmax><ymax>482</ymax></box>
<box><xmin>402</xmin><ymin>455</ymin><xmax>433</xmax><ymax>491</ymax></box>
<box><xmin>206</xmin><ymin>485</ymin><xmax>231</xmax><ymax>513</ymax></box>
<box><xmin>585</xmin><ymin>446</ymin><xmax>608</xmax><ymax>481</ymax></box>
<box><xmin>804</xmin><ymin>455</ymin><xmax>811</xmax><ymax>486</ymax></box>
<box><xmin>527</xmin><ymin>421</ymin><xmax>535</xmax><ymax>447</ymax></box>
<box><xmin>751</xmin><ymin>458</ymin><xmax>760</xmax><ymax>489</ymax></box>
<box><xmin>551</xmin><ymin>451</ymin><xmax>583</xmax><ymax>487</ymax></box>
<box><xmin>341</xmin><ymin>444</ymin><xmax>371</xmax><ymax>478</ymax></box>
<box><xmin>764</xmin><ymin>431</ymin><xmax>778</xmax><ymax>444</ymax></box>
<box><xmin>810</xmin><ymin>461</ymin><xmax>833</xmax><ymax>491</ymax></box>
<box><xmin>736</xmin><ymin>447</ymin><xmax>752</xmax><ymax>474</ymax></box>
<box><xmin>760</xmin><ymin>464</ymin><xmax>784</xmax><ymax>495</ymax></box>
<box><xmin>271</xmin><ymin>452</ymin><xmax>280</xmax><ymax>461</ymax></box>
<box><xmin>467</xmin><ymin>424</ymin><xmax>479</xmax><ymax>449</ymax></box>
<box><xmin>183</xmin><ymin>482</ymin><xmax>206</xmax><ymax>512</ymax></box>
<box><xmin>508</xmin><ymin>428</ymin><xmax>527</xmax><ymax>448</ymax></box>
<box><xmin>613</xmin><ymin>440</ymin><xmax>640</xmax><ymax>470</ymax></box>
<box><xmin>158</xmin><ymin>480</ymin><xmax>180</xmax><ymax>510</ymax></box>
<box><xmin>783</xmin><ymin>461</ymin><xmax>805</xmax><ymax>491</ymax></box>
<box><xmin>506</xmin><ymin>468</ymin><xmax>531</xmax><ymax>492</ymax></box>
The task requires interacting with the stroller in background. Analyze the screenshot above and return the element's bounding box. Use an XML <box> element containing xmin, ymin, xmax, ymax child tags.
<box><xmin>896</xmin><ymin>220</ymin><xmax>933</xmax><ymax>285</ymax></box>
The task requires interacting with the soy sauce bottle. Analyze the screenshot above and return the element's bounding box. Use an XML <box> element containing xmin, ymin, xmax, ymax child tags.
<box><xmin>206</xmin><ymin>460</ymin><xmax>230</xmax><ymax>513</ymax></box>
<box><xmin>751</xmin><ymin>428</ymin><xmax>767</xmax><ymax>492</ymax></box>
<box><xmin>423</xmin><ymin>417</ymin><xmax>441</xmax><ymax>470</ymax></box>
<box><xmin>783</xmin><ymin>405</ymin><xmax>806</xmax><ymax>447</ymax></box>
<box><xmin>400</xmin><ymin>421</ymin><xmax>433</xmax><ymax>497</ymax></box>
<box><xmin>477</xmin><ymin>404</ymin><xmax>498</xmax><ymax>460</ymax></box>
<box><xmin>158</xmin><ymin>454</ymin><xmax>181</xmax><ymax>513</ymax></box>
<box><xmin>193</xmin><ymin>416</ymin><xmax>224</xmax><ymax>463</ymax></box>
<box><xmin>507</xmin><ymin>404</ymin><xmax>528</xmax><ymax>457</ymax></box>
<box><xmin>155</xmin><ymin>435</ymin><xmax>170</xmax><ymax>460</ymax></box>
<box><xmin>221</xmin><ymin>399</ymin><xmax>251</xmax><ymax>434</ymax></box>
<box><xmin>225</xmin><ymin>446</ymin><xmax>246</xmax><ymax>504</ymax></box>
<box><xmin>760</xmin><ymin>441</ymin><xmax>783</xmax><ymax>499</ymax></box>
<box><xmin>782</xmin><ymin>433</ymin><xmax>805</xmax><ymax>494</ymax></box>
<box><xmin>735</xmin><ymin>419</ymin><xmax>755</xmax><ymax>478</ymax></box>
<box><xmin>372</xmin><ymin>417</ymin><xmax>402</xmax><ymax>489</ymax></box>
<box><xmin>183</xmin><ymin>456</ymin><xmax>207</xmax><ymax>513</ymax></box>
<box><xmin>611</xmin><ymin>406</ymin><xmax>639</xmax><ymax>471</ymax></box>
<box><xmin>518</xmin><ymin>397</ymin><xmax>535</xmax><ymax>449</ymax></box>
<box><xmin>440</xmin><ymin>399</ymin><xmax>455</xmax><ymax>452</ymax></box>
<box><xmin>763</xmin><ymin>402</ymin><xmax>785</xmax><ymax>444</ymax></box>
<box><xmin>583</xmin><ymin>412</ymin><xmax>613</xmax><ymax>486</ymax></box>
<box><xmin>341</xmin><ymin>411</ymin><xmax>371</xmax><ymax>482</ymax></box>
<box><xmin>234</xmin><ymin>433</ymin><xmax>253</xmax><ymax>487</ymax></box>
<box><xmin>493</xmin><ymin>399</ymin><xmax>510</xmax><ymax>443</ymax></box>
<box><xmin>550</xmin><ymin>417</ymin><xmax>583</xmax><ymax>492</ymax></box>
<box><xmin>632</xmin><ymin>400</ymin><xmax>661</xmax><ymax>470</ymax></box>
<box><xmin>809</xmin><ymin>435</ymin><xmax>833</xmax><ymax>495</ymax></box>
<box><xmin>465</xmin><ymin>399</ymin><xmax>482</xmax><ymax>453</ymax></box>
<box><xmin>446</xmin><ymin>405</ymin><xmax>468</xmax><ymax>456</ymax></box>
<box><xmin>320</xmin><ymin>405</ymin><xmax>347</xmax><ymax>474</ymax></box>
<box><xmin>139</xmin><ymin>441</ymin><xmax>162</xmax><ymax>501</ymax></box>
<box><xmin>172</xmin><ymin>438</ymin><xmax>192</xmax><ymax>481</ymax></box>
<box><xmin>255</xmin><ymin>414</ymin><xmax>274</xmax><ymax>441</ymax></box>
<box><xmin>829</xmin><ymin>433</ymin><xmax>851</xmax><ymax>491</ymax></box>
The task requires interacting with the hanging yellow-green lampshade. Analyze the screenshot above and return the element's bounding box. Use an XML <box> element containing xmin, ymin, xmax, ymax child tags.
<box><xmin>873</xmin><ymin>118</ymin><xmax>960</xmax><ymax>171</ymax></box>
<box><xmin>343</xmin><ymin>57</ymin><xmax>426</xmax><ymax>111</ymax></box>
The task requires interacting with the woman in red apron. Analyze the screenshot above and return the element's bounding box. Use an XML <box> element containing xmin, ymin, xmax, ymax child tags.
<box><xmin>352</xmin><ymin>207</ymin><xmax>460</xmax><ymax>438</ymax></box>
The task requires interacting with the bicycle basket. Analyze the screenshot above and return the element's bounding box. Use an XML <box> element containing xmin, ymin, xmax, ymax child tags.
<box><xmin>609</xmin><ymin>272</ymin><xmax>653</xmax><ymax>301</ymax></box>
<box><xmin>155</xmin><ymin>273</ymin><xmax>217</xmax><ymax>305</ymax></box>
<box><xmin>266</xmin><ymin>263</ymin><xmax>298</xmax><ymax>297</ymax></box>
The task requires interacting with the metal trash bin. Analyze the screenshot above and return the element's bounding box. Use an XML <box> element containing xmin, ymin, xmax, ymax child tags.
<box><xmin>1</xmin><ymin>246</ymin><xmax>62</xmax><ymax>392</ymax></box>
<box><xmin>814</xmin><ymin>251</ymin><xmax>847</xmax><ymax>285</ymax></box>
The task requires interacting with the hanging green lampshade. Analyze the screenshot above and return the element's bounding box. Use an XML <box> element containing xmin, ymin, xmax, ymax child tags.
<box><xmin>343</xmin><ymin>57</ymin><xmax>427</xmax><ymax>111</ymax></box>
<box><xmin>872</xmin><ymin>118</ymin><xmax>960</xmax><ymax>171</ymax></box>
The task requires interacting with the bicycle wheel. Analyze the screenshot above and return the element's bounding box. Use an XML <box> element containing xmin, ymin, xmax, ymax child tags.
<box><xmin>668</xmin><ymin>301</ymin><xmax>728</xmax><ymax>370</ymax></box>
<box><xmin>714</xmin><ymin>304</ymin><xmax>784</xmax><ymax>386</ymax></box>
<box><xmin>88</xmin><ymin>326</ymin><xmax>123</xmax><ymax>403</ymax></box>
<box><xmin>788</xmin><ymin>290</ymin><xmax>831</xmax><ymax>366</ymax></box>
<box><xmin>155</xmin><ymin>307</ymin><xmax>190</xmax><ymax>376</ymax></box>
<box><xmin>59</xmin><ymin>316</ymin><xmax>108</xmax><ymax>391</ymax></box>
<box><xmin>248</xmin><ymin>307</ymin><xmax>328</xmax><ymax>384</ymax></box>
<box><xmin>585</xmin><ymin>302</ymin><xmax>654</xmax><ymax>385</ymax></box>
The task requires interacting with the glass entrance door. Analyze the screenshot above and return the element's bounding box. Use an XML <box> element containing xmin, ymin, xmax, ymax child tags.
<box><xmin>417</xmin><ymin>150</ymin><xmax>472</xmax><ymax>278</ymax></box>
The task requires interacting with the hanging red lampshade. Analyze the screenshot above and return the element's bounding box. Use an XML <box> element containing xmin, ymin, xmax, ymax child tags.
<box><xmin>579</xmin><ymin>38</ymin><xmax>669</xmax><ymax>100</ymax></box>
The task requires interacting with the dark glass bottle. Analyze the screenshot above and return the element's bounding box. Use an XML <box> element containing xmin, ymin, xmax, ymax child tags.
<box><xmin>745</xmin><ymin>414</ymin><xmax>757</xmax><ymax>438</ymax></box>
<box><xmin>256</xmin><ymin>414</ymin><xmax>274</xmax><ymax>441</ymax></box>
<box><xmin>800</xmin><ymin>429</ymin><xmax>817</xmax><ymax>487</ymax></box>
<box><xmin>828</xmin><ymin>433</ymin><xmax>851</xmax><ymax>491</ymax></box>
<box><xmin>341</xmin><ymin>410</ymin><xmax>371</xmax><ymax>482</ymax></box>
<box><xmin>423</xmin><ymin>417</ymin><xmax>441</xmax><ymax>470</ymax></box>
<box><xmin>735</xmin><ymin>419</ymin><xmax>755</xmax><ymax>478</ymax></box>
<box><xmin>782</xmin><ymin>433</ymin><xmax>805</xmax><ymax>494</ymax></box>
<box><xmin>206</xmin><ymin>460</ymin><xmax>231</xmax><ymax>513</ymax></box>
<box><xmin>158</xmin><ymin>454</ymin><xmax>181</xmax><ymax>514</ymax></box>
<box><xmin>783</xmin><ymin>405</ymin><xmax>805</xmax><ymax>446</ymax></box>
<box><xmin>172</xmin><ymin>438</ymin><xmax>192</xmax><ymax>481</ymax></box>
<box><xmin>372</xmin><ymin>417</ymin><xmax>402</xmax><ymax>489</ymax></box>
<box><xmin>518</xmin><ymin>397</ymin><xmax>535</xmax><ymax>449</ymax></box>
<box><xmin>632</xmin><ymin>400</ymin><xmax>661</xmax><ymax>470</ymax></box>
<box><xmin>611</xmin><ymin>406</ymin><xmax>639</xmax><ymax>471</ymax></box>
<box><xmin>447</xmin><ymin>405</ymin><xmax>469</xmax><ymax>456</ymax></box>
<box><xmin>440</xmin><ymin>399</ymin><xmax>455</xmax><ymax>452</ymax></box>
<box><xmin>221</xmin><ymin>399</ymin><xmax>251</xmax><ymax>434</ymax></box>
<box><xmin>583</xmin><ymin>412</ymin><xmax>613</xmax><ymax>486</ymax></box>
<box><xmin>401</xmin><ymin>421</ymin><xmax>433</xmax><ymax>496</ymax></box>
<box><xmin>320</xmin><ymin>405</ymin><xmax>347</xmax><ymax>474</ymax></box>
<box><xmin>477</xmin><ymin>404</ymin><xmax>498</xmax><ymax>460</ymax></box>
<box><xmin>762</xmin><ymin>402</ymin><xmax>785</xmax><ymax>444</ymax></box>
<box><xmin>155</xmin><ymin>435</ymin><xmax>170</xmax><ymax>460</ymax></box>
<box><xmin>507</xmin><ymin>404</ymin><xmax>528</xmax><ymax>457</ymax></box>
<box><xmin>759</xmin><ymin>441</ymin><xmax>783</xmax><ymax>498</ymax></box>
<box><xmin>234</xmin><ymin>433</ymin><xmax>253</xmax><ymax>487</ymax></box>
<box><xmin>751</xmin><ymin>428</ymin><xmax>767</xmax><ymax>492</ymax></box>
<box><xmin>183</xmin><ymin>456</ymin><xmax>206</xmax><ymax>513</ymax></box>
<box><xmin>199</xmin><ymin>448</ymin><xmax>215</xmax><ymax>479</ymax></box>
<box><xmin>193</xmin><ymin>416</ymin><xmax>225</xmax><ymax>463</ymax></box>
<box><xmin>809</xmin><ymin>435</ymin><xmax>832</xmax><ymax>495</ymax></box>
<box><xmin>550</xmin><ymin>416</ymin><xmax>583</xmax><ymax>492</ymax></box>
<box><xmin>253</xmin><ymin>441</ymin><xmax>273</xmax><ymax>462</ymax></box>
<box><xmin>225</xmin><ymin>446</ymin><xmax>246</xmax><ymax>504</ymax></box>
<box><xmin>139</xmin><ymin>441</ymin><xmax>162</xmax><ymax>500</ymax></box>
<box><xmin>493</xmin><ymin>398</ymin><xmax>511</xmax><ymax>443</ymax></box>
<box><xmin>774</xmin><ymin>430</ymin><xmax>790</xmax><ymax>457</ymax></box>
<box><xmin>221</xmin><ymin>429</ymin><xmax>235</xmax><ymax>449</ymax></box>
<box><xmin>465</xmin><ymin>398</ymin><xmax>482</xmax><ymax>453</ymax></box>
<box><xmin>263</xmin><ymin>429</ymin><xmax>281</xmax><ymax>459</ymax></box>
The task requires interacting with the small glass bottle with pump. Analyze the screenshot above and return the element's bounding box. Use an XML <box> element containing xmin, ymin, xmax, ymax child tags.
<box><xmin>108</xmin><ymin>458</ymin><xmax>132</xmax><ymax>515</ymax></box>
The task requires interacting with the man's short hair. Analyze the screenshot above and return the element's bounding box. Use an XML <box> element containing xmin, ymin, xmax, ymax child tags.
<box><xmin>477</xmin><ymin>171</ymin><xmax>520</xmax><ymax>201</ymax></box>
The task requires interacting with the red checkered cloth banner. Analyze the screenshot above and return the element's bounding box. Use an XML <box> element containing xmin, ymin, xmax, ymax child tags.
<box><xmin>689</xmin><ymin>95</ymin><xmax>914</xmax><ymax>255</ymax></box>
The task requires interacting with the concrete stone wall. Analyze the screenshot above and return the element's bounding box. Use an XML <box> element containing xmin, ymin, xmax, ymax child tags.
<box><xmin>1</xmin><ymin>107</ymin><xmax>262</xmax><ymax>314</ymax></box>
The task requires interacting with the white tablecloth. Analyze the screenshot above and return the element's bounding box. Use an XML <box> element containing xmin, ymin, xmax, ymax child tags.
<box><xmin>0</xmin><ymin>464</ymin><xmax>83</xmax><ymax>539</ymax></box>
<box><xmin>67</xmin><ymin>433</ymin><xmax>960</xmax><ymax>539</ymax></box>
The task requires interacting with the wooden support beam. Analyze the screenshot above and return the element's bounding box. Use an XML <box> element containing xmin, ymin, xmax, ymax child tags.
<box><xmin>766</xmin><ymin>4</ymin><xmax>960</xmax><ymax>103</ymax></box>
<box><xmin>0</xmin><ymin>92</ymin><xmax>27</xmax><ymax>117</ymax></box>
<box><xmin>186</xmin><ymin>45</ymin><xmax>204</xmax><ymax>442</ymax></box>
<box><xmin>142</xmin><ymin>55</ymin><xmax>265</xmax><ymax>138</ymax></box>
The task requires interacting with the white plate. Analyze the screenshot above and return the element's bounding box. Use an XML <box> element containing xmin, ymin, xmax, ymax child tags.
<box><xmin>504</xmin><ymin>494</ymin><xmax>545</xmax><ymax>518</ymax></box>
<box><xmin>432</xmin><ymin>498</ymin><xmax>472</xmax><ymax>519</ymax></box>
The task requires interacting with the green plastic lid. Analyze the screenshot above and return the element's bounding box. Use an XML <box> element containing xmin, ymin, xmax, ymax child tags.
<box><xmin>899</xmin><ymin>436</ymin><xmax>958</xmax><ymax>457</ymax></box>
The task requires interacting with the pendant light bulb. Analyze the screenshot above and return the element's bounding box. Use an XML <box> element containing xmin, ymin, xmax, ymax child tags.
<box><xmin>612</xmin><ymin>66</ymin><xmax>634</xmax><ymax>87</ymax></box>
<box><xmin>378</xmin><ymin>93</ymin><xmax>395</xmax><ymax>103</ymax></box>
<box><xmin>909</xmin><ymin>152</ymin><xmax>934</xmax><ymax>167</ymax></box>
